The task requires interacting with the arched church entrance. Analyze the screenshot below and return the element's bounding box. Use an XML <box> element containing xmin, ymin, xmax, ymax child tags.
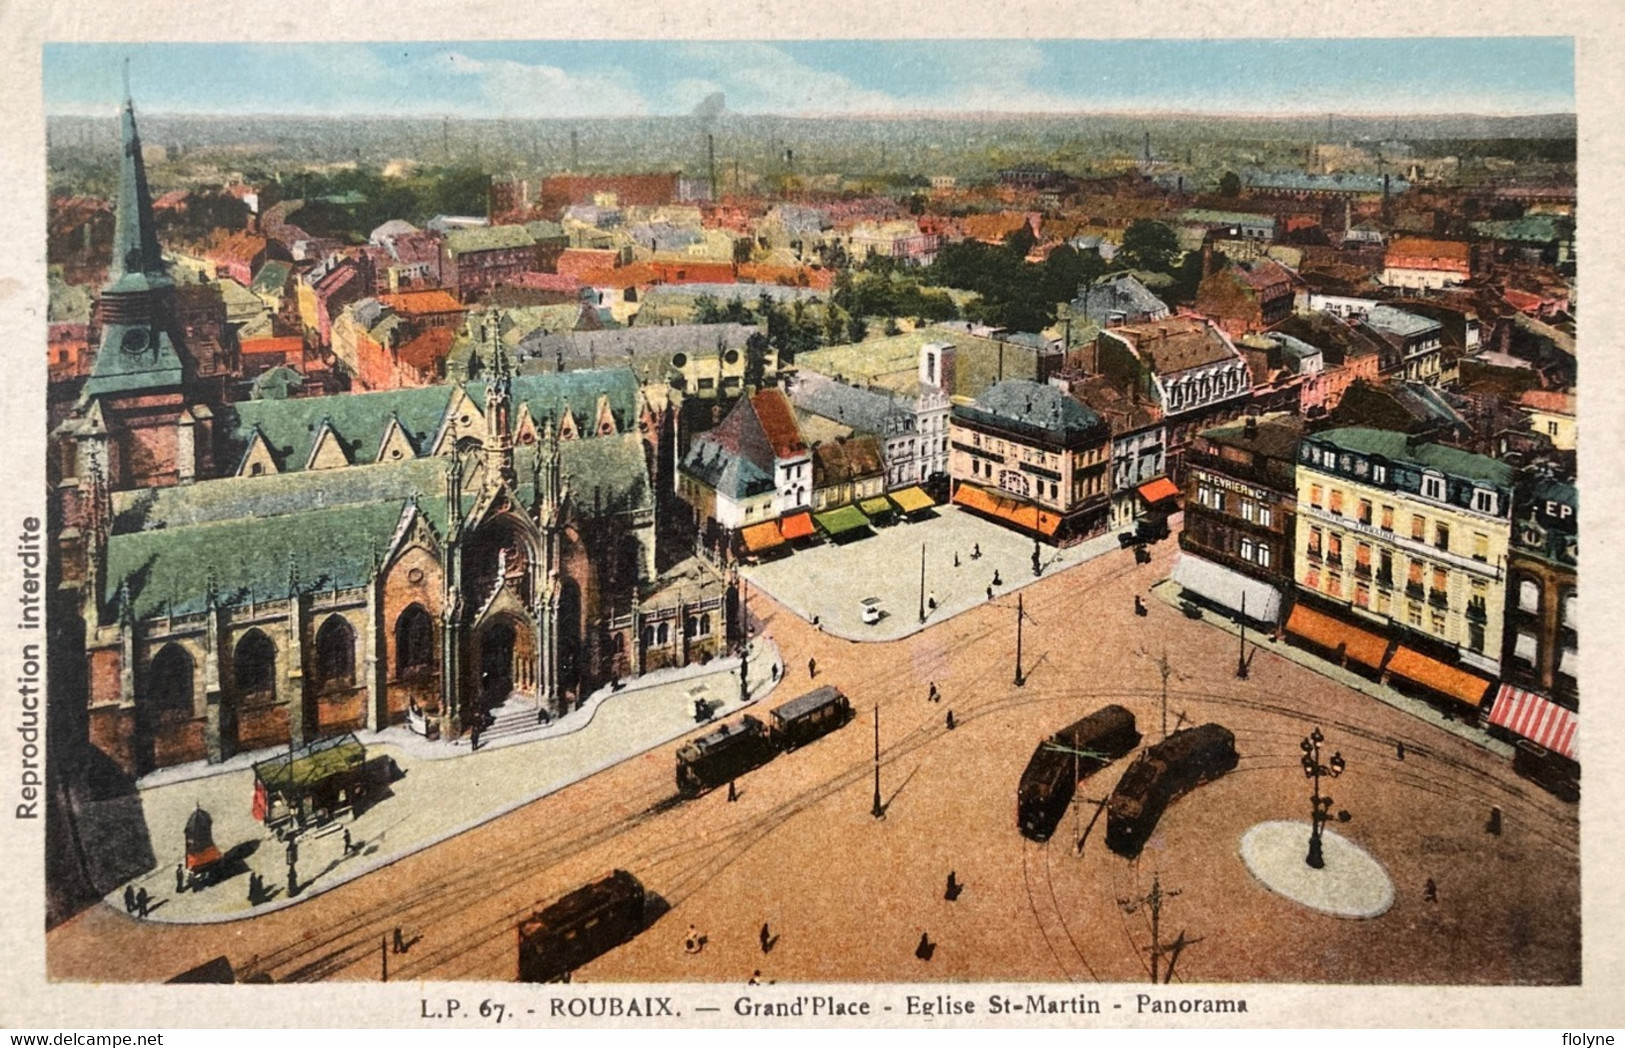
<box><xmin>473</xmin><ymin>613</ymin><xmax>537</xmax><ymax>728</ymax></box>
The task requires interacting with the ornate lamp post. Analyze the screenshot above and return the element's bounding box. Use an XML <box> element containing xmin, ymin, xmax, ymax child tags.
<box><xmin>1300</xmin><ymin>727</ymin><xmax>1346</xmax><ymax>869</ymax></box>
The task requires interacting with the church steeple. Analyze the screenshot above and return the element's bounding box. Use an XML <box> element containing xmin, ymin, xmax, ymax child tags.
<box><xmin>107</xmin><ymin>63</ymin><xmax>170</xmax><ymax>296</ymax></box>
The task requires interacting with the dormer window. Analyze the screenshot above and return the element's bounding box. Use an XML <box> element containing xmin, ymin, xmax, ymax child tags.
<box><xmin>1472</xmin><ymin>488</ymin><xmax>1498</xmax><ymax>515</ymax></box>
<box><xmin>1422</xmin><ymin>473</ymin><xmax>1445</xmax><ymax>501</ymax></box>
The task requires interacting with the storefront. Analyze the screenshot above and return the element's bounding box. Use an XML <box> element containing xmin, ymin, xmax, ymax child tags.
<box><xmin>1170</xmin><ymin>553</ymin><xmax>1285</xmax><ymax>626</ymax></box>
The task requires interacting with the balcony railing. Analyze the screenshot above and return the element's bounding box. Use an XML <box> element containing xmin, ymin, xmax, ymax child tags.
<box><xmin>1428</xmin><ymin>588</ymin><xmax>1450</xmax><ymax>610</ymax></box>
<box><xmin>1405</xmin><ymin>580</ymin><xmax>1425</xmax><ymax>599</ymax></box>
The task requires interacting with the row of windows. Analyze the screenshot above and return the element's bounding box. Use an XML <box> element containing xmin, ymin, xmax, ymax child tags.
<box><xmin>1165</xmin><ymin>366</ymin><xmax>1245</xmax><ymax>411</ymax></box>
<box><xmin>1195</xmin><ymin>483</ymin><xmax>1275</xmax><ymax>527</ymax></box>
<box><xmin>1303</xmin><ymin>452</ymin><xmax>1501</xmax><ymax>515</ymax></box>
<box><xmin>1307</xmin><ymin>487</ymin><xmax>1494</xmax><ymax>560</ymax></box>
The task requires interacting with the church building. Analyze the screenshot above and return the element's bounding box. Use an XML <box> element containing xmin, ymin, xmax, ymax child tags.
<box><xmin>50</xmin><ymin>92</ymin><xmax>735</xmax><ymax>776</ymax></box>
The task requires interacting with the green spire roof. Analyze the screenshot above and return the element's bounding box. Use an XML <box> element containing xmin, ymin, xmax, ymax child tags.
<box><xmin>106</xmin><ymin>92</ymin><xmax>172</xmax><ymax>296</ymax></box>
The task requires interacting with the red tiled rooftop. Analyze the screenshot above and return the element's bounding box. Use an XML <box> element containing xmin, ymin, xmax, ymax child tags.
<box><xmin>751</xmin><ymin>389</ymin><xmax>807</xmax><ymax>459</ymax></box>
<box><xmin>378</xmin><ymin>289</ymin><xmax>464</xmax><ymax>315</ymax></box>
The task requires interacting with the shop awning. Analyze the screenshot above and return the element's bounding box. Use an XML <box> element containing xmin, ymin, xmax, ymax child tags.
<box><xmin>889</xmin><ymin>486</ymin><xmax>935</xmax><ymax>514</ymax></box>
<box><xmin>741</xmin><ymin>520</ymin><xmax>786</xmax><ymax>554</ymax></box>
<box><xmin>1138</xmin><ymin>476</ymin><xmax>1181</xmax><ymax>505</ymax></box>
<box><xmin>779</xmin><ymin>511</ymin><xmax>816</xmax><ymax>541</ymax></box>
<box><xmin>1489</xmin><ymin>684</ymin><xmax>1577</xmax><ymax>759</ymax></box>
<box><xmin>1170</xmin><ymin>554</ymin><xmax>1283</xmax><ymax>624</ymax></box>
<box><xmin>1285</xmin><ymin>605</ymin><xmax>1390</xmax><ymax>670</ymax></box>
<box><xmin>815</xmin><ymin>505</ymin><xmax>872</xmax><ymax>537</ymax></box>
<box><xmin>1386</xmin><ymin>646</ymin><xmax>1493</xmax><ymax>709</ymax></box>
<box><xmin>860</xmin><ymin>496</ymin><xmax>895</xmax><ymax>518</ymax></box>
<box><xmin>953</xmin><ymin>483</ymin><xmax>1061</xmax><ymax>536</ymax></box>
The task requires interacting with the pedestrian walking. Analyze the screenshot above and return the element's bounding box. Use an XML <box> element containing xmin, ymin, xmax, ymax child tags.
<box><xmin>945</xmin><ymin>710</ymin><xmax>956</xmax><ymax>731</ymax></box>
<box><xmin>992</xmin><ymin>569</ymin><xmax>1002</xmax><ymax>587</ymax></box>
<box><xmin>247</xmin><ymin>872</ymin><xmax>258</xmax><ymax>906</ymax></box>
<box><xmin>727</xmin><ymin>780</ymin><xmax>738</xmax><ymax>803</ymax></box>
<box><xmin>123</xmin><ymin>884</ymin><xmax>136</xmax><ymax>914</ymax></box>
<box><xmin>953</xmin><ymin>552</ymin><xmax>961</xmax><ymax>568</ymax></box>
<box><xmin>771</xmin><ymin>662</ymin><xmax>780</xmax><ymax>681</ymax></box>
<box><xmin>945</xmin><ymin>871</ymin><xmax>962</xmax><ymax>901</ymax></box>
<box><xmin>972</xmin><ymin>543</ymin><xmax>981</xmax><ymax>560</ymax></box>
<box><xmin>1487</xmin><ymin>806</ymin><xmax>1503</xmax><ymax>836</ymax></box>
<box><xmin>915</xmin><ymin>932</ymin><xmax>934</xmax><ymax>961</ymax></box>
<box><xmin>136</xmin><ymin>886</ymin><xmax>149</xmax><ymax>918</ymax></box>
<box><xmin>1134</xmin><ymin>595</ymin><xmax>1147</xmax><ymax>617</ymax></box>
<box><xmin>1396</xmin><ymin>740</ymin><xmax>1406</xmax><ymax>761</ymax></box>
<box><xmin>760</xmin><ymin>922</ymin><xmax>771</xmax><ymax>953</ymax></box>
<box><xmin>1424</xmin><ymin>878</ymin><xmax>1438</xmax><ymax>903</ymax></box>
<box><xmin>927</xmin><ymin>681</ymin><xmax>939</xmax><ymax>703</ymax></box>
<box><xmin>471</xmin><ymin>719</ymin><xmax>482</xmax><ymax>751</ymax></box>
<box><xmin>986</xmin><ymin>586</ymin><xmax>993</xmax><ymax>601</ymax></box>
<box><xmin>343</xmin><ymin>827</ymin><xmax>352</xmax><ymax>855</ymax></box>
<box><xmin>808</xmin><ymin>657</ymin><xmax>817</xmax><ymax>679</ymax></box>
<box><xmin>927</xmin><ymin>591</ymin><xmax>937</xmax><ymax>611</ymax></box>
<box><xmin>393</xmin><ymin>926</ymin><xmax>406</xmax><ymax>954</ymax></box>
<box><xmin>175</xmin><ymin>863</ymin><xmax>186</xmax><ymax>894</ymax></box>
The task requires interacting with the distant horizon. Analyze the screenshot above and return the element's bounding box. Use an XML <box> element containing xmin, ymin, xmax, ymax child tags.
<box><xmin>43</xmin><ymin>39</ymin><xmax>1575</xmax><ymax>121</ymax></box>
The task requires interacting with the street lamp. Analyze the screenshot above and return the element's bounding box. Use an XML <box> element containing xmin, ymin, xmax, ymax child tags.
<box><xmin>1300</xmin><ymin>727</ymin><xmax>1346</xmax><ymax>870</ymax></box>
<box><xmin>871</xmin><ymin>703</ymin><xmax>884</xmax><ymax>819</ymax></box>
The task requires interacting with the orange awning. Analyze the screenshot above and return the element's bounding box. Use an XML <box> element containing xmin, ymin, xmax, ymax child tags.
<box><xmin>1386</xmin><ymin>647</ymin><xmax>1493</xmax><ymax>708</ymax></box>
<box><xmin>779</xmin><ymin>511</ymin><xmax>815</xmax><ymax>541</ymax></box>
<box><xmin>741</xmin><ymin>521</ymin><xmax>786</xmax><ymax>553</ymax></box>
<box><xmin>953</xmin><ymin>483</ymin><xmax>1060</xmax><ymax>536</ymax></box>
<box><xmin>1285</xmin><ymin>605</ymin><xmax>1391</xmax><ymax>670</ymax></box>
<box><xmin>1138</xmin><ymin>476</ymin><xmax>1181</xmax><ymax>505</ymax></box>
<box><xmin>186</xmin><ymin>845</ymin><xmax>222</xmax><ymax>870</ymax></box>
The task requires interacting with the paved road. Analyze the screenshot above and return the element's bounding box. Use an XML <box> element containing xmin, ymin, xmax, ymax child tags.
<box><xmin>47</xmin><ymin>533</ymin><xmax>1578</xmax><ymax>985</ymax></box>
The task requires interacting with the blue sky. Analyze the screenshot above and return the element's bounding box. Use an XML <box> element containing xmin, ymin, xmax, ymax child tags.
<box><xmin>43</xmin><ymin>39</ymin><xmax>1574</xmax><ymax>119</ymax></box>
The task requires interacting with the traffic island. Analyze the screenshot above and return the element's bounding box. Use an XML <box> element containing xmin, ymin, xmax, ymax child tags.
<box><xmin>1239</xmin><ymin>820</ymin><xmax>1395</xmax><ymax>918</ymax></box>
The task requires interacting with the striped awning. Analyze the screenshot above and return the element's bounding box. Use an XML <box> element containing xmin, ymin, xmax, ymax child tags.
<box><xmin>1489</xmin><ymin>684</ymin><xmax>1578</xmax><ymax>760</ymax></box>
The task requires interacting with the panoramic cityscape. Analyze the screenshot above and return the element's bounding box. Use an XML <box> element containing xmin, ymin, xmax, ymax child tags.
<box><xmin>38</xmin><ymin>39</ymin><xmax>1579</xmax><ymax>989</ymax></box>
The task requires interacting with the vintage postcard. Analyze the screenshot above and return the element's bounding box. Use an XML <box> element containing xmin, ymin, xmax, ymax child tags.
<box><xmin>1</xmin><ymin>0</ymin><xmax>1622</xmax><ymax>1032</ymax></box>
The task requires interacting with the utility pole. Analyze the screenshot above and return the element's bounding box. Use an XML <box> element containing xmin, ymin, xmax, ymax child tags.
<box><xmin>1117</xmin><ymin>870</ymin><xmax>1183</xmax><ymax>984</ymax></box>
<box><xmin>738</xmin><ymin>577</ymin><xmax>750</xmax><ymax>705</ymax></box>
<box><xmin>1236</xmin><ymin>592</ymin><xmax>1249</xmax><ymax>680</ymax></box>
<box><xmin>1153</xmin><ymin>647</ymin><xmax>1173</xmax><ymax>739</ymax></box>
<box><xmin>1014</xmin><ymin>592</ymin><xmax>1026</xmax><ymax>687</ymax></box>
<box><xmin>871</xmin><ymin>704</ymin><xmax>883</xmax><ymax>819</ymax></box>
<box><xmin>918</xmin><ymin>542</ymin><xmax>927</xmax><ymax>624</ymax></box>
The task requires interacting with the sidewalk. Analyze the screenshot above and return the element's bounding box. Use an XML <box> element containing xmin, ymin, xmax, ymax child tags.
<box><xmin>1150</xmin><ymin>577</ymin><xmax>1514</xmax><ymax>759</ymax></box>
<box><xmin>742</xmin><ymin>505</ymin><xmax>1136</xmax><ymax>642</ymax></box>
<box><xmin>105</xmin><ymin>639</ymin><xmax>783</xmax><ymax>924</ymax></box>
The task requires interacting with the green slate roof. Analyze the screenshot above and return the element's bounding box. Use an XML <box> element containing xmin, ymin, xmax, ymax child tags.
<box><xmin>1311</xmin><ymin>427</ymin><xmax>1514</xmax><ymax>487</ymax></box>
<box><xmin>470</xmin><ymin>368</ymin><xmax>643</xmax><ymax>435</ymax></box>
<box><xmin>84</xmin><ymin>323</ymin><xmax>186</xmax><ymax>397</ymax></box>
<box><xmin>106</xmin><ymin>499</ymin><xmax>420</xmax><ymax>620</ymax></box>
<box><xmin>105</xmin><ymin>434</ymin><xmax>652</xmax><ymax>622</ymax></box>
<box><xmin>218</xmin><ymin>385</ymin><xmax>458</xmax><ymax>473</ymax></box>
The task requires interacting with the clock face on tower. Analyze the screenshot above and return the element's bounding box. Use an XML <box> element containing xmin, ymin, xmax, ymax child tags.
<box><xmin>120</xmin><ymin>328</ymin><xmax>149</xmax><ymax>355</ymax></box>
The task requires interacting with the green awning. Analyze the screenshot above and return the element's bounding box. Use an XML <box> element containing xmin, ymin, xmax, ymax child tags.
<box><xmin>814</xmin><ymin>505</ymin><xmax>872</xmax><ymax>537</ymax></box>
<box><xmin>252</xmin><ymin>733</ymin><xmax>367</xmax><ymax>796</ymax></box>
<box><xmin>859</xmin><ymin>497</ymin><xmax>894</xmax><ymax>517</ymax></box>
